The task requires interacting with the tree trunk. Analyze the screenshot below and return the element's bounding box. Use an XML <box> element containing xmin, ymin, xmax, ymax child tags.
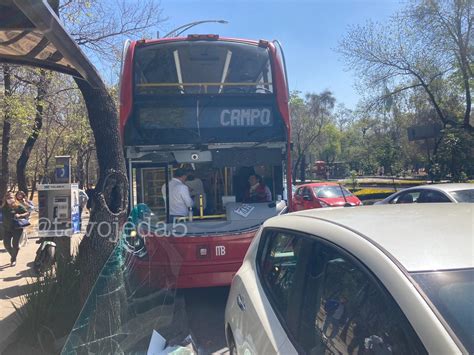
<box><xmin>299</xmin><ymin>154</ymin><xmax>306</xmax><ymax>182</ymax></box>
<box><xmin>76</xmin><ymin>147</ymin><xmax>85</xmax><ymax>189</ymax></box>
<box><xmin>85</xmin><ymin>149</ymin><xmax>92</xmax><ymax>186</ymax></box>
<box><xmin>30</xmin><ymin>169</ymin><xmax>37</xmax><ymax>200</ymax></box>
<box><xmin>1</xmin><ymin>65</ymin><xmax>12</xmax><ymax>200</ymax></box>
<box><xmin>17</xmin><ymin>70</ymin><xmax>47</xmax><ymax>194</ymax></box>
<box><xmin>293</xmin><ymin>153</ymin><xmax>301</xmax><ymax>182</ymax></box>
<box><xmin>73</xmin><ymin>77</ymin><xmax>128</xmax><ymax>347</ymax></box>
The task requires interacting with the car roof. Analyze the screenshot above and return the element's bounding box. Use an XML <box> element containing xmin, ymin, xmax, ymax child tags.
<box><xmin>268</xmin><ymin>204</ymin><xmax>474</xmax><ymax>272</ymax></box>
<box><xmin>403</xmin><ymin>183</ymin><xmax>474</xmax><ymax>193</ymax></box>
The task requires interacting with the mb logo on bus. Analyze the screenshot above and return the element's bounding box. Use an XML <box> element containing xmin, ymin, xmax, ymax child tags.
<box><xmin>216</xmin><ymin>245</ymin><xmax>226</xmax><ymax>256</ymax></box>
<box><xmin>220</xmin><ymin>108</ymin><xmax>272</xmax><ymax>127</ymax></box>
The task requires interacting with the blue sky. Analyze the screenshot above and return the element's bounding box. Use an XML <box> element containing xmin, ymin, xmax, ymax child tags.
<box><xmin>157</xmin><ymin>0</ymin><xmax>404</xmax><ymax>109</ymax></box>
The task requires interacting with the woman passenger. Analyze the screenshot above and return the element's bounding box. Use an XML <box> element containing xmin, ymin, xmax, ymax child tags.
<box><xmin>244</xmin><ymin>174</ymin><xmax>272</xmax><ymax>203</ymax></box>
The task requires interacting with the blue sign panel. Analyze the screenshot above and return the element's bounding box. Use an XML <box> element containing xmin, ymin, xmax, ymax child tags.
<box><xmin>55</xmin><ymin>165</ymin><xmax>69</xmax><ymax>179</ymax></box>
<box><xmin>71</xmin><ymin>187</ymin><xmax>80</xmax><ymax>233</ymax></box>
<box><xmin>55</xmin><ymin>156</ymin><xmax>71</xmax><ymax>183</ymax></box>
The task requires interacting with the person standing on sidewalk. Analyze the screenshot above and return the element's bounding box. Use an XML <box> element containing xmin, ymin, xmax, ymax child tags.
<box><xmin>2</xmin><ymin>192</ymin><xmax>29</xmax><ymax>267</ymax></box>
<box><xmin>78</xmin><ymin>189</ymin><xmax>89</xmax><ymax>229</ymax></box>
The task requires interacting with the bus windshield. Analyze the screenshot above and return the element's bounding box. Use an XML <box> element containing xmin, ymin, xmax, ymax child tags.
<box><xmin>134</xmin><ymin>40</ymin><xmax>273</xmax><ymax>95</ymax></box>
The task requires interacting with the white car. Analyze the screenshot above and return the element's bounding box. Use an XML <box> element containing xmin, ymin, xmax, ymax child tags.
<box><xmin>225</xmin><ymin>204</ymin><xmax>473</xmax><ymax>354</ymax></box>
<box><xmin>375</xmin><ymin>183</ymin><xmax>474</xmax><ymax>204</ymax></box>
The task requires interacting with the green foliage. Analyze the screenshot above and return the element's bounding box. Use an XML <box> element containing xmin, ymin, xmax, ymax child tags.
<box><xmin>335</xmin><ymin>0</ymin><xmax>472</xmax><ymax>180</ymax></box>
<box><xmin>319</xmin><ymin>123</ymin><xmax>342</xmax><ymax>163</ymax></box>
<box><xmin>290</xmin><ymin>90</ymin><xmax>336</xmax><ymax>180</ymax></box>
<box><xmin>432</xmin><ymin>128</ymin><xmax>474</xmax><ymax>181</ymax></box>
<box><xmin>339</xmin><ymin>0</ymin><xmax>472</xmax><ymax>131</ymax></box>
<box><xmin>349</xmin><ymin>170</ymin><xmax>359</xmax><ymax>190</ymax></box>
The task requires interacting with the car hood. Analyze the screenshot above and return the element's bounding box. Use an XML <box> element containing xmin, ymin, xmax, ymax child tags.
<box><xmin>319</xmin><ymin>196</ymin><xmax>361</xmax><ymax>206</ymax></box>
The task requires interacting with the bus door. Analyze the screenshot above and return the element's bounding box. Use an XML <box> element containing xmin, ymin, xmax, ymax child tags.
<box><xmin>129</xmin><ymin>162</ymin><xmax>170</xmax><ymax>222</ymax></box>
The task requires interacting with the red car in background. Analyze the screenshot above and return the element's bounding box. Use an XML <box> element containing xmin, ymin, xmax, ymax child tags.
<box><xmin>293</xmin><ymin>182</ymin><xmax>362</xmax><ymax>211</ymax></box>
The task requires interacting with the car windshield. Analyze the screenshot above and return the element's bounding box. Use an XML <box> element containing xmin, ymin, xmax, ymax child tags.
<box><xmin>450</xmin><ymin>189</ymin><xmax>474</xmax><ymax>203</ymax></box>
<box><xmin>411</xmin><ymin>268</ymin><xmax>474</xmax><ymax>353</ymax></box>
<box><xmin>313</xmin><ymin>185</ymin><xmax>353</xmax><ymax>199</ymax></box>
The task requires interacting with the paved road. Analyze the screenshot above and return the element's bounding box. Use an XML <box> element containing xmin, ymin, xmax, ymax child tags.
<box><xmin>0</xmin><ymin>229</ymin><xmax>38</xmax><ymax>350</ymax></box>
<box><xmin>182</xmin><ymin>287</ymin><xmax>230</xmax><ymax>354</ymax></box>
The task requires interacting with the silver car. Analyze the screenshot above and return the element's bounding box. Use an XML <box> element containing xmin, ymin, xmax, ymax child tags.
<box><xmin>376</xmin><ymin>183</ymin><xmax>474</xmax><ymax>204</ymax></box>
<box><xmin>225</xmin><ymin>204</ymin><xmax>473</xmax><ymax>354</ymax></box>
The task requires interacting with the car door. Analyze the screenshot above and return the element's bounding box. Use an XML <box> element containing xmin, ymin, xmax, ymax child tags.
<box><xmin>302</xmin><ymin>187</ymin><xmax>314</xmax><ymax>210</ymax></box>
<box><xmin>247</xmin><ymin>230</ymin><xmax>312</xmax><ymax>354</ymax></box>
<box><xmin>293</xmin><ymin>187</ymin><xmax>304</xmax><ymax>211</ymax></box>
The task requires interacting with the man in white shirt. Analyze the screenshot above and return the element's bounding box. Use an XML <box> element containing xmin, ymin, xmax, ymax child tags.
<box><xmin>161</xmin><ymin>168</ymin><xmax>194</xmax><ymax>222</ymax></box>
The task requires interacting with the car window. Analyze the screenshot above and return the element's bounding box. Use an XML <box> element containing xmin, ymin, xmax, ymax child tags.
<box><xmin>296</xmin><ymin>187</ymin><xmax>304</xmax><ymax>196</ymax></box>
<box><xmin>260</xmin><ymin>232</ymin><xmax>299</xmax><ymax>316</ymax></box>
<box><xmin>449</xmin><ymin>189</ymin><xmax>474</xmax><ymax>203</ymax></box>
<box><xmin>259</xmin><ymin>231</ymin><xmax>312</xmax><ymax>337</ymax></box>
<box><xmin>296</xmin><ymin>242</ymin><xmax>426</xmax><ymax>355</ymax></box>
<box><xmin>412</xmin><ymin>269</ymin><xmax>474</xmax><ymax>353</ymax></box>
<box><xmin>391</xmin><ymin>191</ymin><xmax>420</xmax><ymax>204</ymax></box>
<box><xmin>417</xmin><ymin>190</ymin><xmax>451</xmax><ymax>203</ymax></box>
<box><xmin>303</xmin><ymin>187</ymin><xmax>311</xmax><ymax>197</ymax></box>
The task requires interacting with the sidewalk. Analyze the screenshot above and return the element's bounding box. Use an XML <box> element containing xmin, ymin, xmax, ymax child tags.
<box><xmin>0</xmin><ymin>229</ymin><xmax>38</xmax><ymax>350</ymax></box>
<box><xmin>0</xmin><ymin>214</ymin><xmax>86</xmax><ymax>353</ymax></box>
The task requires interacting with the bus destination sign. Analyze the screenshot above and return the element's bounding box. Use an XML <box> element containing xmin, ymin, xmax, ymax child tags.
<box><xmin>139</xmin><ymin>107</ymin><xmax>274</xmax><ymax>129</ymax></box>
<box><xmin>219</xmin><ymin>108</ymin><xmax>271</xmax><ymax>127</ymax></box>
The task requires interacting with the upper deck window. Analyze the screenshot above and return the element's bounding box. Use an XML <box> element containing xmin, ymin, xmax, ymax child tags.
<box><xmin>134</xmin><ymin>40</ymin><xmax>273</xmax><ymax>95</ymax></box>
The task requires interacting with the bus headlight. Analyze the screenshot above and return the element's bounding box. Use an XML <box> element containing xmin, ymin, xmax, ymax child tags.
<box><xmin>124</xmin><ymin>229</ymin><xmax>148</xmax><ymax>259</ymax></box>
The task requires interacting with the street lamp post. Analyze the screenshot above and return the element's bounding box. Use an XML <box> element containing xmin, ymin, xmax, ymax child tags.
<box><xmin>163</xmin><ymin>20</ymin><xmax>228</xmax><ymax>38</ymax></box>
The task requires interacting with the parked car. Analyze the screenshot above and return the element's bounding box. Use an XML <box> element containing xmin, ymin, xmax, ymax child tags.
<box><xmin>225</xmin><ymin>204</ymin><xmax>473</xmax><ymax>354</ymax></box>
<box><xmin>376</xmin><ymin>183</ymin><xmax>474</xmax><ymax>204</ymax></box>
<box><xmin>293</xmin><ymin>182</ymin><xmax>362</xmax><ymax>211</ymax></box>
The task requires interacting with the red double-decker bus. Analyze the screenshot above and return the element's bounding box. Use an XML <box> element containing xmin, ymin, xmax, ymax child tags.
<box><xmin>120</xmin><ymin>34</ymin><xmax>291</xmax><ymax>289</ymax></box>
